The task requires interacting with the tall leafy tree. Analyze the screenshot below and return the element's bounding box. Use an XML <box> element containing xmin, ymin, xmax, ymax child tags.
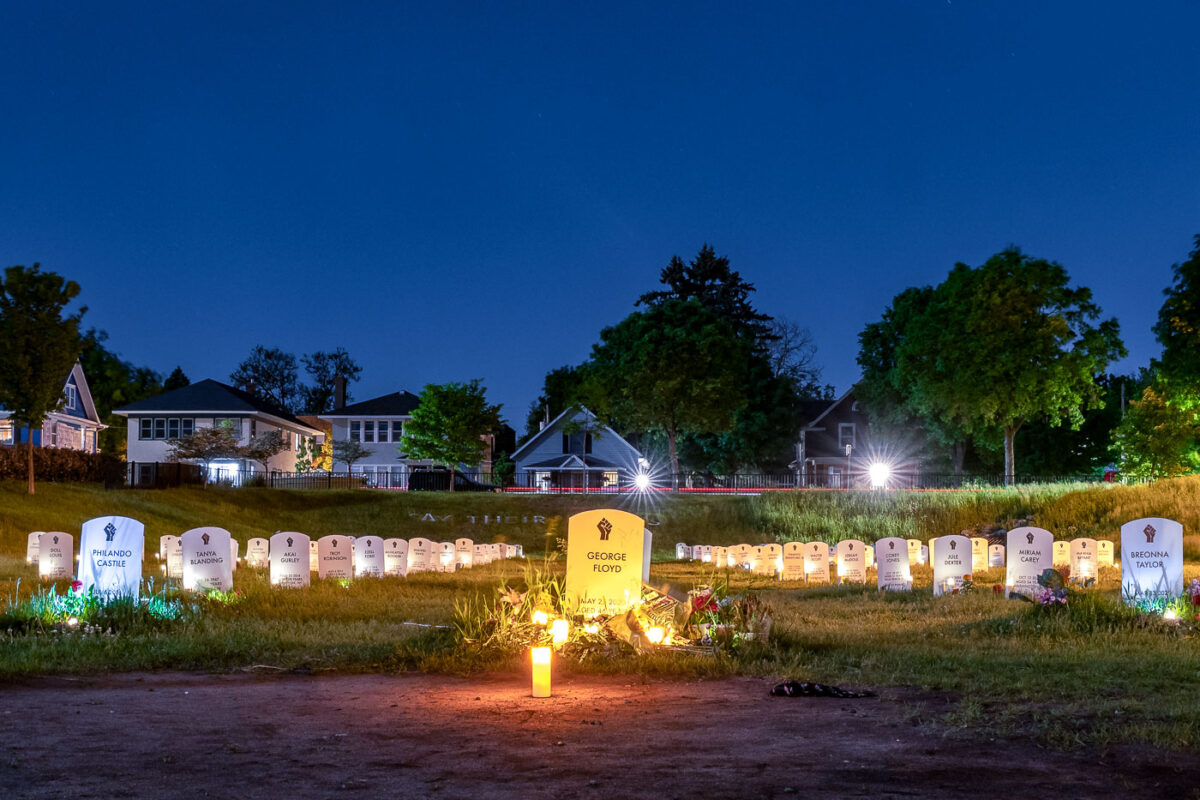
<box><xmin>1152</xmin><ymin>234</ymin><xmax>1200</xmax><ymax>384</ymax></box>
<box><xmin>230</xmin><ymin>346</ymin><xmax>300</xmax><ymax>412</ymax></box>
<box><xmin>0</xmin><ymin>264</ymin><xmax>87</xmax><ymax>493</ymax></box>
<box><xmin>399</xmin><ymin>380</ymin><xmax>502</xmax><ymax>491</ymax></box>
<box><xmin>300</xmin><ymin>347</ymin><xmax>363</xmax><ymax>412</ymax></box>
<box><xmin>1110</xmin><ymin>384</ymin><xmax>1200</xmax><ymax>478</ymax></box>
<box><xmin>163</xmin><ymin>366</ymin><xmax>190</xmax><ymax>391</ymax></box>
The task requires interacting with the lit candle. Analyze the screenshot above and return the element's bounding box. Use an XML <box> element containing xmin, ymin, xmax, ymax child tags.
<box><xmin>532</xmin><ymin>609</ymin><xmax>548</xmax><ymax>626</ymax></box>
<box><xmin>1164</xmin><ymin>609</ymin><xmax>1179</xmax><ymax>621</ymax></box>
<box><xmin>583</xmin><ymin>623</ymin><xmax>600</xmax><ymax>635</ymax></box>
<box><xmin>531</xmin><ymin>646</ymin><xmax>551</xmax><ymax>697</ymax></box>
<box><xmin>645</xmin><ymin>626</ymin><xmax>665</xmax><ymax>644</ymax></box>
<box><xmin>551</xmin><ymin>618</ymin><xmax>569</xmax><ymax>645</ymax></box>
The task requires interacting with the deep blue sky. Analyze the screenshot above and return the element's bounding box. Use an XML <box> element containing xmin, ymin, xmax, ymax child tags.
<box><xmin>4</xmin><ymin>3</ymin><xmax>1198</xmax><ymax>424</ymax></box>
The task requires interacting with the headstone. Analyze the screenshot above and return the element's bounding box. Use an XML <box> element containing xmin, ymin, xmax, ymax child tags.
<box><xmin>1069</xmin><ymin>538</ymin><xmax>1098</xmax><ymax>582</ymax></box>
<box><xmin>27</xmin><ymin>532</ymin><xmax>44</xmax><ymax>564</ymax></box>
<box><xmin>971</xmin><ymin>537</ymin><xmax>988</xmax><ymax>572</ymax></box>
<box><xmin>158</xmin><ymin>534</ymin><xmax>177</xmax><ymax>562</ymax></box>
<box><xmin>564</xmin><ymin>509</ymin><xmax>645</xmax><ymax>617</ymax></box>
<box><xmin>166</xmin><ymin>536</ymin><xmax>183</xmax><ymax>579</ymax></box>
<box><xmin>1120</xmin><ymin>518</ymin><xmax>1184</xmax><ymax>606</ymax></box>
<box><xmin>920</xmin><ymin>544</ymin><xmax>929</xmax><ymax>565</ymax></box>
<box><xmin>988</xmin><ymin>544</ymin><xmax>1006</xmax><ymax>568</ymax></box>
<box><xmin>748</xmin><ymin>546</ymin><xmax>765</xmax><ymax>574</ymax></box>
<box><xmin>245</xmin><ymin>537</ymin><xmax>270</xmax><ymax>568</ymax></box>
<box><xmin>835</xmin><ymin>540</ymin><xmax>867</xmax><ymax>584</ymax></box>
<box><xmin>711</xmin><ymin>546</ymin><xmax>728</xmax><ymax>568</ymax></box>
<box><xmin>383</xmin><ymin>537</ymin><xmax>409</xmax><ymax>577</ymax></box>
<box><xmin>1097</xmin><ymin>539</ymin><xmax>1115</xmax><ymax>568</ymax></box>
<box><xmin>804</xmin><ymin>542</ymin><xmax>831</xmax><ymax>584</ymax></box>
<box><xmin>455</xmin><ymin>538</ymin><xmax>475</xmax><ymax>569</ymax></box>
<box><xmin>78</xmin><ymin>516</ymin><xmax>144</xmax><ymax>599</ymax></box>
<box><xmin>355</xmin><ymin>535</ymin><xmax>384</xmax><ymax>578</ymax></box>
<box><xmin>505</xmin><ymin>544</ymin><xmax>518</xmax><ymax>559</ymax></box>
<box><xmin>488</xmin><ymin>543</ymin><xmax>504</xmax><ymax>563</ymax></box>
<box><xmin>643</xmin><ymin>529</ymin><xmax>653</xmax><ymax>583</ymax></box>
<box><xmin>407</xmin><ymin>537</ymin><xmax>434</xmax><ymax>573</ymax></box>
<box><xmin>676</xmin><ymin>542</ymin><xmax>689</xmax><ymax>560</ymax></box>
<box><xmin>699</xmin><ymin>545</ymin><xmax>712</xmax><ymax>563</ymax></box>
<box><xmin>309</xmin><ymin>540</ymin><xmax>319</xmax><ymax>572</ymax></box>
<box><xmin>1052</xmin><ymin>540</ymin><xmax>1070</xmax><ymax>567</ymax></box>
<box><xmin>38</xmin><ymin>532</ymin><xmax>73</xmax><ymax>580</ymax></box>
<box><xmin>875</xmin><ymin>537</ymin><xmax>911</xmax><ymax>591</ymax></box>
<box><xmin>230</xmin><ymin>538</ymin><xmax>239</xmax><ymax>570</ymax></box>
<box><xmin>865</xmin><ymin>544</ymin><xmax>874</xmax><ymax>569</ymax></box>
<box><xmin>434</xmin><ymin>542</ymin><xmax>456</xmax><ymax>572</ymax></box>
<box><xmin>317</xmin><ymin>535</ymin><xmax>353</xmax><ymax>580</ymax></box>
<box><xmin>691</xmin><ymin>545</ymin><xmax>704</xmax><ymax>561</ymax></box>
<box><xmin>514</xmin><ymin>544</ymin><xmax>524</xmax><ymax>558</ymax></box>
<box><xmin>472</xmin><ymin>543</ymin><xmax>489</xmax><ymax>566</ymax></box>
<box><xmin>906</xmin><ymin>539</ymin><xmax>922</xmax><ymax>566</ymax></box>
<box><xmin>1005</xmin><ymin>527</ymin><xmax>1053</xmax><ymax>597</ymax></box>
<box><xmin>269</xmin><ymin>532</ymin><xmax>310</xmax><ymax>588</ymax></box>
<box><xmin>181</xmin><ymin>527</ymin><xmax>234</xmax><ymax>592</ymax></box>
<box><xmin>729</xmin><ymin>544</ymin><xmax>753</xmax><ymax>569</ymax></box>
<box><xmin>930</xmin><ymin>534</ymin><xmax>971</xmax><ymax>597</ymax></box>
<box><xmin>760</xmin><ymin>544</ymin><xmax>783</xmax><ymax>578</ymax></box>
<box><xmin>781</xmin><ymin>542</ymin><xmax>805</xmax><ymax>581</ymax></box>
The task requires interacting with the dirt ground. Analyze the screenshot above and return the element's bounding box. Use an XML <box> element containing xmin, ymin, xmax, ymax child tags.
<box><xmin>1</xmin><ymin>672</ymin><xmax>1197</xmax><ymax>799</ymax></box>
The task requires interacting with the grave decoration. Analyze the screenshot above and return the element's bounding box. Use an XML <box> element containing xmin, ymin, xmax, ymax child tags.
<box><xmin>78</xmin><ymin>516</ymin><xmax>145</xmax><ymax>599</ymax></box>
<box><xmin>181</xmin><ymin>527</ymin><xmax>234</xmax><ymax>593</ymax></box>
<box><xmin>1120</xmin><ymin>518</ymin><xmax>1184</xmax><ymax>610</ymax></box>
<box><xmin>270</xmin><ymin>532</ymin><xmax>311</xmax><ymax>588</ymax></box>
<box><xmin>38</xmin><ymin>532</ymin><xmax>73</xmax><ymax>580</ymax></box>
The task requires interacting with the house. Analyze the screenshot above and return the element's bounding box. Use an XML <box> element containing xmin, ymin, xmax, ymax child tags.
<box><xmin>317</xmin><ymin>388</ymin><xmax>423</xmax><ymax>487</ymax></box>
<box><xmin>113</xmin><ymin>379</ymin><xmax>322</xmax><ymax>484</ymax></box>
<box><xmin>793</xmin><ymin>387</ymin><xmax>872</xmax><ymax>488</ymax></box>
<box><xmin>510</xmin><ymin>406</ymin><xmax>646</xmax><ymax>490</ymax></box>
<box><xmin>0</xmin><ymin>362</ymin><xmax>104</xmax><ymax>453</ymax></box>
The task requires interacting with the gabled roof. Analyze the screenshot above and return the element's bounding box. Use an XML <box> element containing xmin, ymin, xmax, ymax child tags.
<box><xmin>113</xmin><ymin>379</ymin><xmax>319</xmax><ymax>433</ymax></box>
<box><xmin>801</xmin><ymin>386</ymin><xmax>858</xmax><ymax>431</ymax></box>
<box><xmin>318</xmin><ymin>391</ymin><xmax>421</xmax><ymax>418</ymax></box>
<box><xmin>510</xmin><ymin>405</ymin><xmax>642</xmax><ymax>464</ymax></box>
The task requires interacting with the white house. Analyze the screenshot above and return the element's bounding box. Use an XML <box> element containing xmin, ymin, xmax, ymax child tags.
<box><xmin>114</xmin><ymin>379</ymin><xmax>322</xmax><ymax>484</ymax></box>
<box><xmin>0</xmin><ymin>361</ymin><xmax>104</xmax><ymax>453</ymax></box>
<box><xmin>510</xmin><ymin>406</ymin><xmax>645</xmax><ymax>490</ymax></box>
<box><xmin>318</xmin><ymin>389</ymin><xmax>423</xmax><ymax>487</ymax></box>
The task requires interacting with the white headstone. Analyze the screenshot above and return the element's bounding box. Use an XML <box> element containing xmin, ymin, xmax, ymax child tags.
<box><xmin>181</xmin><ymin>527</ymin><xmax>234</xmax><ymax>592</ymax></box>
<box><xmin>489</xmin><ymin>542</ymin><xmax>503</xmax><ymax>562</ymax></box>
<box><xmin>930</xmin><ymin>534</ymin><xmax>971</xmax><ymax>597</ymax></box>
<box><xmin>514</xmin><ymin>544</ymin><xmax>524</xmax><ymax>558</ymax></box>
<box><xmin>988</xmin><ymin>544</ymin><xmax>1006</xmax><ymax>568</ymax></box>
<box><xmin>309</xmin><ymin>540</ymin><xmax>319</xmax><ymax>572</ymax></box>
<box><xmin>269</xmin><ymin>532</ymin><xmax>310</xmax><ymax>588</ymax></box>
<box><xmin>353</xmin><ymin>535</ymin><xmax>384</xmax><ymax>578</ymax></box>
<box><xmin>229</xmin><ymin>538</ymin><xmax>239</xmax><ymax>570</ymax></box>
<box><xmin>78</xmin><ymin>516</ymin><xmax>144</xmax><ymax>599</ymax></box>
<box><xmin>245</xmin><ymin>537</ymin><xmax>270</xmax><ymax>568</ymax></box>
<box><xmin>472</xmin><ymin>543</ymin><xmax>489</xmax><ymax>566</ymax></box>
<box><xmin>564</xmin><ymin>509</ymin><xmax>645</xmax><ymax>617</ymax></box>
<box><xmin>971</xmin><ymin>537</ymin><xmax>988</xmax><ymax>572</ymax></box>
<box><xmin>317</xmin><ymin>535</ymin><xmax>353</xmax><ymax>580</ymax></box>
<box><xmin>1120</xmin><ymin>518</ymin><xmax>1184</xmax><ymax>606</ymax></box>
<box><xmin>865</xmin><ymin>544</ymin><xmax>874</xmax><ymax>569</ymax></box>
<box><xmin>781</xmin><ymin>542</ymin><xmax>805</xmax><ymax>580</ymax></box>
<box><xmin>383</xmin><ymin>537</ymin><xmax>409</xmax><ymax>577</ymax></box>
<box><xmin>875</xmin><ymin>537</ymin><xmax>911</xmax><ymax>591</ymax></box>
<box><xmin>748</xmin><ymin>546</ymin><xmax>765</xmax><ymax>575</ymax></box>
<box><xmin>676</xmin><ymin>542</ymin><xmax>689</xmax><ymax>560</ymax></box>
<box><xmin>158</xmin><ymin>534</ymin><xmax>177</xmax><ymax>562</ymax></box>
<box><xmin>804</xmin><ymin>542</ymin><xmax>831</xmax><ymax>584</ymax></box>
<box><xmin>1005</xmin><ymin>527</ymin><xmax>1053</xmax><ymax>596</ymax></box>
<box><xmin>1097</xmin><ymin>539</ymin><xmax>1115</xmax><ymax>568</ymax></box>
<box><xmin>1052</xmin><ymin>540</ymin><xmax>1070</xmax><ymax>567</ymax></box>
<box><xmin>711</xmin><ymin>546</ymin><xmax>728</xmax><ymax>568</ymax></box>
<box><xmin>643</xmin><ymin>528</ymin><xmax>653</xmax><ymax>583</ymax></box>
<box><xmin>505</xmin><ymin>544</ymin><xmax>518</xmax><ymax>559</ymax></box>
<box><xmin>166</xmin><ymin>536</ymin><xmax>183</xmax><ymax>578</ymax></box>
<box><xmin>1069</xmin><ymin>538</ymin><xmax>1098</xmax><ymax>582</ymax></box>
<box><xmin>38</xmin><ymin>532</ymin><xmax>73</xmax><ymax>579</ymax></box>
<box><xmin>835</xmin><ymin>540</ymin><xmax>867</xmax><ymax>584</ymax></box>
<box><xmin>407</xmin><ymin>537</ymin><xmax>434</xmax><ymax>573</ymax></box>
<box><xmin>760</xmin><ymin>544</ymin><xmax>783</xmax><ymax>577</ymax></box>
<box><xmin>920</xmin><ymin>544</ymin><xmax>929</xmax><ymax>565</ymax></box>
<box><xmin>699</xmin><ymin>544</ymin><xmax>712</xmax><ymax>563</ymax></box>
<box><xmin>27</xmin><ymin>532</ymin><xmax>44</xmax><ymax>564</ymax></box>
<box><xmin>455</xmin><ymin>538</ymin><xmax>475</xmax><ymax>569</ymax></box>
<box><xmin>691</xmin><ymin>545</ymin><xmax>703</xmax><ymax>561</ymax></box>
<box><xmin>730</xmin><ymin>544</ymin><xmax>753</xmax><ymax>569</ymax></box>
<box><xmin>906</xmin><ymin>539</ymin><xmax>922</xmax><ymax>566</ymax></box>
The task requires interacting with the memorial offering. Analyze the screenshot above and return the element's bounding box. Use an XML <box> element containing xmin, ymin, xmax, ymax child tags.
<box><xmin>269</xmin><ymin>532</ymin><xmax>310</xmax><ymax>588</ymax></box>
<box><xmin>354</xmin><ymin>535</ymin><xmax>384</xmax><ymax>578</ymax></box>
<box><xmin>38</xmin><ymin>532</ymin><xmax>73</xmax><ymax>580</ymax></box>
<box><xmin>874</xmin><ymin>537</ymin><xmax>911</xmax><ymax>591</ymax></box>
<box><xmin>317</xmin><ymin>535</ymin><xmax>353</xmax><ymax>580</ymax></box>
<box><xmin>383</xmin><ymin>538</ymin><xmax>409</xmax><ymax>577</ymax></box>
<box><xmin>1120</xmin><ymin>517</ymin><xmax>1184</xmax><ymax>607</ymax></box>
<box><xmin>804</xmin><ymin>542</ymin><xmax>830</xmax><ymax>584</ymax></box>
<box><xmin>181</xmin><ymin>527</ymin><xmax>234</xmax><ymax>592</ymax></box>
<box><xmin>1006</xmin><ymin>527</ymin><xmax>1053</xmax><ymax>597</ymax></box>
<box><xmin>564</xmin><ymin>509</ymin><xmax>645</xmax><ymax>617</ymax></box>
<box><xmin>78</xmin><ymin>516</ymin><xmax>145</xmax><ymax>598</ymax></box>
<box><xmin>931</xmin><ymin>534</ymin><xmax>971</xmax><ymax>597</ymax></box>
<box><xmin>835</xmin><ymin>539</ymin><xmax>867</xmax><ymax>584</ymax></box>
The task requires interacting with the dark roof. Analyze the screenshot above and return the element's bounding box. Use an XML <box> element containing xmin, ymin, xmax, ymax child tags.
<box><xmin>113</xmin><ymin>379</ymin><xmax>316</xmax><ymax>430</ymax></box>
<box><xmin>320</xmin><ymin>391</ymin><xmax>421</xmax><ymax>417</ymax></box>
<box><xmin>523</xmin><ymin>455</ymin><xmax>622</xmax><ymax>470</ymax></box>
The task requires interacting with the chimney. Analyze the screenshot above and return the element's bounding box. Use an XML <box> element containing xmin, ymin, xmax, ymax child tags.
<box><xmin>333</xmin><ymin>375</ymin><xmax>347</xmax><ymax>410</ymax></box>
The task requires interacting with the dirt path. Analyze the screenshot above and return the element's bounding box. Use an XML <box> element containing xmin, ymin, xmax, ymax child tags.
<box><xmin>1</xmin><ymin>672</ymin><xmax>1195</xmax><ymax>799</ymax></box>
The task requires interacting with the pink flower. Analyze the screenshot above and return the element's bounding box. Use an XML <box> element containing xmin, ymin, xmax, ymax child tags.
<box><xmin>70</xmin><ymin>580</ymin><xmax>82</xmax><ymax>592</ymax></box>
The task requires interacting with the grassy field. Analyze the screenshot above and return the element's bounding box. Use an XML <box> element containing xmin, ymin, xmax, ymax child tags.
<box><xmin>1</xmin><ymin>479</ymin><xmax>1198</xmax><ymax>751</ymax></box>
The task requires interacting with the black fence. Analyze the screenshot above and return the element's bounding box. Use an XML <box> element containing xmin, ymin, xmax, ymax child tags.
<box><xmin>127</xmin><ymin>461</ymin><xmax>206</xmax><ymax>489</ymax></box>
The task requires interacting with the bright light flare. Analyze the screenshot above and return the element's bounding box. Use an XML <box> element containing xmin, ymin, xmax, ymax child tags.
<box><xmin>645</xmin><ymin>626</ymin><xmax>665</xmax><ymax>644</ymax></box>
<box><xmin>634</xmin><ymin>472</ymin><xmax>651</xmax><ymax>491</ymax></box>
<box><xmin>868</xmin><ymin>462</ymin><xmax>892</xmax><ymax>488</ymax></box>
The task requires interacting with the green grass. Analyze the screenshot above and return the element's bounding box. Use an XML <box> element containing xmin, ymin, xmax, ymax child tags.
<box><xmin>1</xmin><ymin>479</ymin><xmax>1198</xmax><ymax>752</ymax></box>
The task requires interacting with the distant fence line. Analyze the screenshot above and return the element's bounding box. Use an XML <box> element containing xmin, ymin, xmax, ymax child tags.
<box><xmin>125</xmin><ymin>462</ymin><xmax>1118</xmax><ymax>492</ymax></box>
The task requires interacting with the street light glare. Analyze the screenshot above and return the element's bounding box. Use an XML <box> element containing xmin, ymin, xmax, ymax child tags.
<box><xmin>868</xmin><ymin>462</ymin><xmax>891</xmax><ymax>488</ymax></box>
<box><xmin>634</xmin><ymin>472</ymin><xmax>651</xmax><ymax>491</ymax></box>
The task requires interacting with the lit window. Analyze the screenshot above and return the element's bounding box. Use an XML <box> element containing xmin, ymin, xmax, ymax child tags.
<box><xmin>1</xmin><ymin>421</ymin><xmax>13</xmax><ymax>445</ymax></box>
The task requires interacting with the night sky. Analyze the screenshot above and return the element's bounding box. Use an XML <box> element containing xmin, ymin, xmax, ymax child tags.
<box><xmin>4</xmin><ymin>3</ymin><xmax>1198</xmax><ymax>423</ymax></box>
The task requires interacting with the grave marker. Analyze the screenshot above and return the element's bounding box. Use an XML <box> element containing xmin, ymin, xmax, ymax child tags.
<box><xmin>166</xmin><ymin>536</ymin><xmax>183</xmax><ymax>578</ymax></box>
<box><xmin>383</xmin><ymin>538</ymin><xmax>409</xmax><ymax>577</ymax></box>
<box><xmin>564</xmin><ymin>509</ymin><xmax>645</xmax><ymax>617</ymax></box>
<box><xmin>407</xmin><ymin>537</ymin><xmax>434</xmax><ymax>573</ymax></box>
<box><xmin>836</xmin><ymin>540</ymin><xmax>867</xmax><ymax>584</ymax></box>
<box><xmin>804</xmin><ymin>542</ymin><xmax>830</xmax><ymax>584</ymax></box>
<box><xmin>1069</xmin><ymin>538</ymin><xmax>1098</xmax><ymax>582</ymax></box>
<box><xmin>1052</xmin><ymin>541</ymin><xmax>1070</xmax><ymax>567</ymax></box>
<box><xmin>317</xmin><ymin>535</ymin><xmax>353</xmax><ymax>580</ymax></box>
<box><xmin>729</xmin><ymin>544</ymin><xmax>752</xmax><ymax>569</ymax></box>
<box><xmin>676</xmin><ymin>542</ymin><xmax>689</xmax><ymax>560</ymax></box>
<box><xmin>988</xmin><ymin>544</ymin><xmax>1006</xmax><ymax>568</ymax></box>
<box><xmin>1097</xmin><ymin>539</ymin><xmax>1114</xmax><ymax>568</ymax></box>
<box><xmin>971</xmin><ymin>537</ymin><xmax>988</xmax><ymax>572</ymax></box>
<box><xmin>1120</xmin><ymin>518</ymin><xmax>1184</xmax><ymax>606</ymax></box>
<box><xmin>691</xmin><ymin>545</ymin><xmax>704</xmax><ymax>561</ymax></box>
<box><xmin>181</xmin><ymin>527</ymin><xmax>234</xmax><ymax>592</ymax></box>
<box><xmin>699</xmin><ymin>545</ymin><xmax>712</xmax><ymax>563</ymax></box>
<box><xmin>874</xmin><ymin>537</ymin><xmax>911</xmax><ymax>591</ymax></box>
<box><xmin>455</xmin><ymin>538</ymin><xmax>475</xmax><ymax>569</ymax></box>
<box><xmin>230</xmin><ymin>538</ymin><xmax>239</xmax><ymax>570</ymax></box>
<box><xmin>472</xmin><ymin>543</ymin><xmax>489</xmax><ymax>566</ymax></box>
<box><xmin>906</xmin><ymin>539</ymin><xmax>922</xmax><ymax>566</ymax></box>
<box><xmin>354</xmin><ymin>535</ymin><xmax>384</xmax><ymax>577</ymax></box>
<box><xmin>245</xmin><ymin>537</ymin><xmax>270</xmax><ymax>568</ymax></box>
<box><xmin>781</xmin><ymin>542</ymin><xmax>805</xmax><ymax>580</ymax></box>
<box><xmin>760</xmin><ymin>544</ymin><xmax>783</xmax><ymax>577</ymax></box>
<box><xmin>269</xmin><ymin>532</ymin><xmax>310</xmax><ymax>587</ymax></box>
<box><xmin>78</xmin><ymin>516</ymin><xmax>144</xmax><ymax>599</ymax></box>
<box><xmin>38</xmin><ymin>532</ymin><xmax>73</xmax><ymax>580</ymax></box>
<box><xmin>865</xmin><ymin>544</ymin><xmax>875</xmax><ymax>569</ymax></box>
<box><xmin>435</xmin><ymin>542</ymin><xmax>456</xmax><ymax>572</ymax></box>
<box><xmin>309</xmin><ymin>540</ymin><xmax>319</xmax><ymax>572</ymax></box>
<box><xmin>26</xmin><ymin>532</ymin><xmax>43</xmax><ymax>565</ymax></box>
<box><xmin>930</xmin><ymin>534</ymin><xmax>971</xmax><ymax>597</ymax></box>
<box><xmin>711</xmin><ymin>546</ymin><xmax>728</xmax><ymax>568</ymax></box>
<box><xmin>1005</xmin><ymin>527</ymin><xmax>1053</xmax><ymax>596</ymax></box>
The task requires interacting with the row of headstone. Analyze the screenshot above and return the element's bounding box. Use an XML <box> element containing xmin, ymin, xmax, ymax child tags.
<box><xmin>676</xmin><ymin>540</ymin><xmax>879</xmax><ymax>585</ymax></box>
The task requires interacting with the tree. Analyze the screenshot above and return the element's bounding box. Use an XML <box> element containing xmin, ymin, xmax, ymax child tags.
<box><xmin>861</xmin><ymin>248</ymin><xmax>1125</xmax><ymax>484</ymax></box>
<box><xmin>1153</xmin><ymin>234</ymin><xmax>1200</xmax><ymax>384</ymax></box>
<box><xmin>399</xmin><ymin>380</ymin><xmax>502</xmax><ymax>491</ymax></box>
<box><xmin>230</xmin><ymin>346</ymin><xmax>300</xmax><ymax>412</ymax></box>
<box><xmin>766</xmin><ymin>318</ymin><xmax>823</xmax><ymax>395</ymax></box>
<box><xmin>590</xmin><ymin>299</ymin><xmax>751</xmax><ymax>478</ymax></box>
<box><xmin>332</xmin><ymin>439</ymin><xmax>371</xmax><ymax>474</ymax></box>
<box><xmin>1110</xmin><ymin>384</ymin><xmax>1200</xmax><ymax>478</ymax></box>
<box><xmin>166</xmin><ymin>425</ymin><xmax>241</xmax><ymax>476</ymax></box>
<box><xmin>78</xmin><ymin>328</ymin><xmax>164</xmax><ymax>456</ymax></box>
<box><xmin>163</xmin><ymin>366</ymin><xmax>190</xmax><ymax>391</ymax></box>
<box><xmin>242</xmin><ymin>430</ymin><xmax>286</xmax><ymax>473</ymax></box>
<box><xmin>300</xmin><ymin>347</ymin><xmax>362</xmax><ymax>413</ymax></box>
<box><xmin>0</xmin><ymin>264</ymin><xmax>87</xmax><ymax>493</ymax></box>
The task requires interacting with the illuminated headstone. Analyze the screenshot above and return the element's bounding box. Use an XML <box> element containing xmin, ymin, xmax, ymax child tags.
<box><xmin>930</xmin><ymin>534</ymin><xmax>971</xmax><ymax>597</ymax></box>
<box><xmin>691</xmin><ymin>545</ymin><xmax>704</xmax><ymax>561</ymax></box>
<box><xmin>505</xmin><ymin>543</ymin><xmax>519</xmax><ymax>559</ymax></box>
<box><xmin>229</xmin><ymin>538</ymin><xmax>239</xmax><ymax>571</ymax></box>
<box><xmin>309</xmin><ymin>540</ymin><xmax>319</xmax><ymax>572</ymax></box>
<box><xmin>1097</xmin><ymin>539</ymin><xmax>1115</xmax><ymax>568</ymax></box>
<box><xmin>1005</xmin><ymin>527</ymin><xmax>1053</xmax><ymax>597</ymax></box>
<box><xmin>988</xmin><ymin>544</ymin><xmax>1006</xmax><ymax>568</ymax></box>
<box><xmin>865</xmin><ymin>544</ymin><xmax>874</xmax><ymax>569</ymax></box>
<box><xmin>435</xmin><ymin>542</ymin><xmax>456</xmax><ymax>572</ymax></box>
<box><xmin>355</xmin><ymin>535</ymin><xmax>384</xmax><ymax>578</ymax></box>
<box><xmin>38</xmin><ymin>532</ymin><xmax>72</xmax><ymax>580</ymax></box>
<box><xmin>78</xmin><ymin>516</ymin><xmax>144</xmax><ymax>599</ymax></box>
<box><xmin>780</xmin><ymin>542</ymin><xmax>805</xmax><ymax>580</ymax></box>
<box><xmin>906</xmin><ymin>539</ymin><xmax>922</xmax><ymax>566</ymax></box>
<box><xmin>699</xmin><ymin>545</ymin><xmax>712</xmax><ymax>564</ymax></box>
<box><xmin>181</xmin><ymin>527</ymin><xmax>234</xmax><ymax>592</ymax></box>
<box><xmin>166</xmin><ymin>536</ymin><xmax>183</xmax><ymax>579</ymax></box>
<box><xmin>874</xmin><ymin>537</ymin><xmax>911</xmax><ymax>591</ymax></box>
<box><xmin>26</xmin><ymin>532</ymin><xmax>43</xmax><ymax>565</ymax></box>
<box><xmin>269</xmin><ymin>531</ymin><xmax>310</xmax><ymax>588</ymax></box>
<box><xmin>1069</xmin><ymin>538</ymin><xmax>1098</xmax><ymax>582</ymax></box>
<box><xmin>711</xmin><ymin>546</ymin><xmax>729</xmax><ymax>569</ymax></box>
<box><xmin>455</xmin><ymin>538</ymin><xmax>475</xmax><ymax>569</ymax></box>
<box><xmin>760</xmin><ymin>543</ymin><xmax>783</xmax><ymax>577</ymax></box>
<box><xmin>835</xmin><ymin>540</ymin><xmax>867</xmax><ymax>584</ymax></box>
<box><xmin>245</xmin><ymin>537</ymin><xmax>270</xmax><ymax>568</ymax></box>
<box><xmin>564</xmin><ymin>509</ymin><xmax>645</xmax><ymax>617</ymax></box>
<box><xmin>729</xmin><ymin>544</ymin><xmax>753</xmax><ymax>569</ymax></box>
<box><xmin>159</xmin><ymin>534</ymin><xmax>177</xmax><ymax>562</ymax></box>
<box><xmin>472</xmin><ymin>543</ymin><xmax>489</xmax><ymax>566</ymax></box>
<box><xmin>1052</xmin><ymin>541</ymin><xmax>1070</xmax><ymax>567</ymax></box>
<box><xmin>748</xmin><ymin>545</ymin><xmax>765</xmax><ymax>574</ymax></box>
<box><xmin>383</xmin><ymin>538</ymin><xmax>409</xmax><ymax>577</ymax></box>
<box><xmin>676</xmin><ymin>542</ymin><xmax>689</xmax><ymax>560</ymax></box>
<box><xmin>488</xmin><ymin>543</ymin><xmax>504</xmax><ymax>563</ymax></box>
<box><xmin>407</xmin><ymin>537</ymin><xmax>434</xmax><ymax>573</ymax></box>
<box><xmin>971</xmin><ymin>537</ymin><xmax>988</xmax><ymax>572</ymax></box>
<box><xmin>1120</xmin><ymin>518</ymin><xmax>1183</xmax><ymax>606</ymax></box>
<box><xmin>317</xmin><ymin>535</ymin><xmax>353</xmax><ymax>580</ymax></box>
<box><xmin>804</xmin><ymin>542</ymin><xmax>830</xmax><ymax>584</ymax></box>
<box><xmin>920</xmin><ymin>544</ymin><xmax>929</xmax><ymax>565</ymax></box>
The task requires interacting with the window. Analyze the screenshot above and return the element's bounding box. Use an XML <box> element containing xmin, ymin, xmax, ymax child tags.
<box><xmin>350</xmin><ymin>421</ymin><xmax>361</xmax><ymax>442</ymax></box>
<box><xmin>64</xmin><ymin>384</ymin><xmax>78</xmax><ymax>410</ymax></box>
<box><xmin>140</xmin><ymin>418</ymin><xmax>153</xmax><ymax>440</ymax></box>
<box><xmin>0</xmin><ymin>421</ymin><xmax>12</xmax><ymax>445</ymax></box>
<box><xmin>139</xmin><ymin>417</ymin><xmax>195</xmax><ymax>440</ymax></box>
<box><xmin>838</xmin><ymin>423</ymin><xmax>856</xmax><ymax>451</ymax></box>
<box><xmin>363</xmin><ymin>421</ymin><xmax>375</xmax><ymax>443</ymax></box>
<box><xmin>250</xmin><ymin>419</ymin><xmax>257</xmax><ymax>439</ymax></box>
<box><xmin>154</xmin><ymin>418</ymin><xmax>167</xmax><ymax>439</ymax></box>
<box><xmin>392</xmin><ymin>421</ymin><xmax>404</xmax><ymax>441</ymax></box>
<box><xmin>561</xmin><ymin>432</ymin><xmax>592</xmax><ymax>454</ymax></box>
<box><xmin>167</xmin><ymin>419</ymin><xmax>180</xmax><ymax>439</ymax></box>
